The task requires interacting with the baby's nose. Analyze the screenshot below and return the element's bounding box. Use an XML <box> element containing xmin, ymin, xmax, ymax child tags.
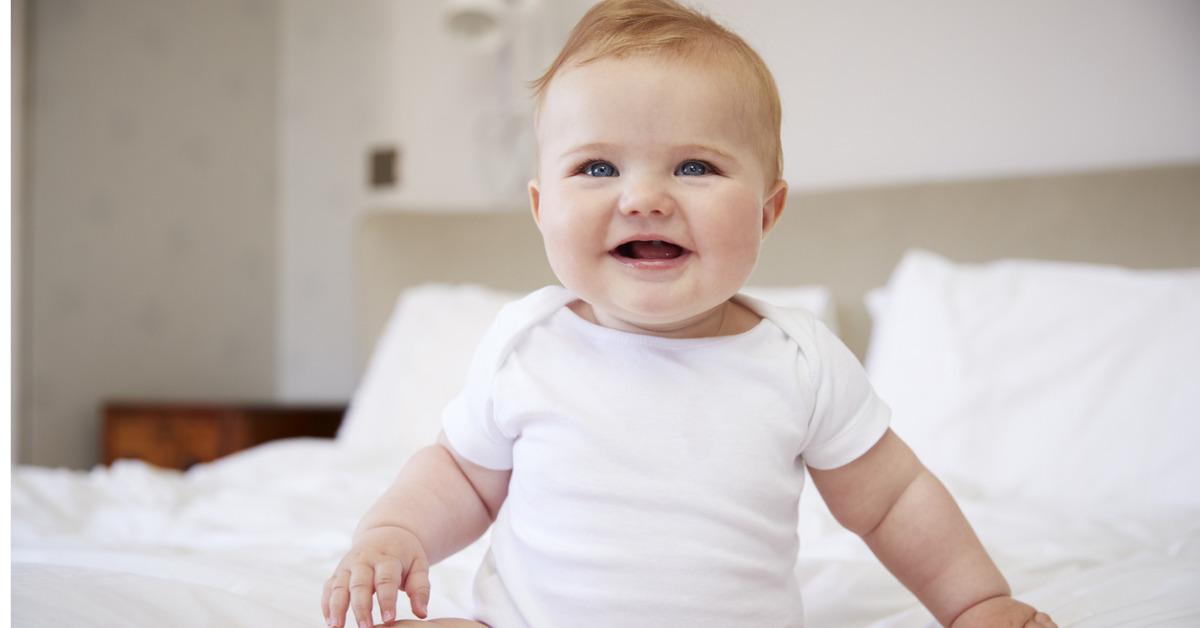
<box><xmin>618</xmin><ymin>179</ymin><xmax>678</xmax><ymax>217</ymax></box>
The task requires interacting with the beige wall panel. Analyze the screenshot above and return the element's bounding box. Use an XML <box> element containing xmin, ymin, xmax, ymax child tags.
<box><xmin>25</xmin><ymin>0</ymin><xmax>279</xmax><ymax>468</ymax></box>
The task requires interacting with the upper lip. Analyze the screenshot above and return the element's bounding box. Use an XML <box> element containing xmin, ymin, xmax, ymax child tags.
<box><xmin>610</xmin><ymin>234</ymin><xmax>690</xmax><ymax>251</ymax></box>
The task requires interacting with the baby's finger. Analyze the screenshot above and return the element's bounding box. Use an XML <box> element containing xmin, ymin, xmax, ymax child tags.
<box><xmin>1033</xmin><ymin>612</ymin><xmax>1057</xmax><ymax>628</ymax></box>
<box><xmin>402</xmin><ymin>554</ymin><xmax>432</xmax><ymax>619</ymax></box>
<box><xmin>348</xmin><ymin>563</ymin><xmax>377</xmax><ymax>628</ymax></box>
<box><xmin>373</xmin><ymin>559</ymin><xmax>403</xmax><ymax>624</ymax></box>
<box><xmin>325</xmin><ymin>569</ymin><xmax>351</xmax><ymax>627</ymax></box>
<box><xmin>321</xmin><ymin>575</ymin><xmax>334</xmax><ymax>624</ymax></box>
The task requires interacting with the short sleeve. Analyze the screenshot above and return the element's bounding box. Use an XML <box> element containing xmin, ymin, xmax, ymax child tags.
<box><xmin>800</xmin><ymin>320</ymin><xmax>891</xmax><ymax>470</ymax></box>
<box><xmin>441</xmin><ymin>392</ymin><xmax>513</xmax><ymax>471</ymax></box>
<box><xmin>441</xmin><ymin>285</ymin><xmax>575</xmax><ymax>470</ymax></box>
<box><xmin>440</xmin><ymin>314</ymin><xmax>519</xmax><ymax>470</ymax></box>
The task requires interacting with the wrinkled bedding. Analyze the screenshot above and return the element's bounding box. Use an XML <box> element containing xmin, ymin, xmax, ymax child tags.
<box><xmin>13</xmin><ymin>438</ymin><xmax>1200</xmax><ymax>627</ymax></box>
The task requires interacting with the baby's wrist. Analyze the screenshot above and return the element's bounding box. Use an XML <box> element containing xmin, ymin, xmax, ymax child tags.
<box><xmin>948</xmin><ymin>595</ymin><xmax>1046</xmax><ymax>628</ymax></box>
<box><xmin>352</xmin><ymin>522</ymin><xmax>421</xmax><ymax>546</ymax></box>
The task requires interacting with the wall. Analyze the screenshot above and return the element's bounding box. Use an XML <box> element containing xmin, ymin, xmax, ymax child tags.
<box><xmin>13</xmin><ymin>0</ymin><xmax>27</xmax><ymax>464</ymax></box>
<box><xmin>22</xmin><ymin>0</ymin><xmax>279</xmax><ymax>467</ymax></box>
<box><xmin>710</xmin><ymin>0</ymin><xmax>1200</xmax><ymax>189</ymax></box>
<box><xmin>276</xmin><ymin>0</ymin><xmax>1200</xmax><ymax>401</ymax></box>
<box><xmin>276</xmin><ymin>0</ymin><xmax>587</xmax><ymax>401</ymax></box>
<box><xmin>276</xmin><ymin>1</ymin><xmax>403</xmax><ymax>402</ymax></box>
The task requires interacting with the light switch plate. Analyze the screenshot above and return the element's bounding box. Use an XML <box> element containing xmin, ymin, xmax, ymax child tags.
<box><xmin>369</xmin><ymin>146</ymin><xmax>399</xmax><ymax>188</ymax></box>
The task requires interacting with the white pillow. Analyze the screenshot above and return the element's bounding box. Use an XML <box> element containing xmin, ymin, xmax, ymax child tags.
<box><xmin>342</xmin><ymin>283</ymin><xmax>839</xmax><ymax>462</ymax></box>
<box><xmin>338</xmin><ymin>284</ymin><xmax>521</xmax><ymax>460</ymax></box>
<box><xmin>865</xmin><ymin>250</ymin><xmax>1200</xmax><ymax>515</ymax></box>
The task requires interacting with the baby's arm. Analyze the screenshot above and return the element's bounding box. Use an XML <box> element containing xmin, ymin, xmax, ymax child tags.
<box><xmin>323</xmin><ymin>431</ymin><xmax>510</xmax><ymax>628</ymax></box>
<box><xmin>808</xmin><ymin>429</ymin><xmax>1055</xmax><ymax>628</ymax></box>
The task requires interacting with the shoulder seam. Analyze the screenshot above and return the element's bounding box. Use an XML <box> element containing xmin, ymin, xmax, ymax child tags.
<box><xmin>737</xmin><ymin>293</ymin><xmax>824</xmax><ymax>405</ymax></box>
<box><xmin>480</xmin><ymin>284</ymin><xmax>573</xmax><ymax>437</ymax></box>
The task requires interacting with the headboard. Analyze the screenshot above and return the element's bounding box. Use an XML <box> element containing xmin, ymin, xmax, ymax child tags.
<box><xmin>356</xmin><ymin>163</ymin><xmax>1200</xmax><ymax>366</ymax></box>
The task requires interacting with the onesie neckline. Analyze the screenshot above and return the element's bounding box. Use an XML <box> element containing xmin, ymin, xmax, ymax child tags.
<box><xmin>554</xmin><ymin>297</ymin><xmax>776</xmax><ymax>350</ymax></box>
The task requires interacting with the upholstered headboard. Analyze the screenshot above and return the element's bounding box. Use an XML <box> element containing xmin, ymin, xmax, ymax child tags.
<box><xmin>355</xmin><ymin>163</ymin><xmax>1200</xmax><ymax>366</ymax></box>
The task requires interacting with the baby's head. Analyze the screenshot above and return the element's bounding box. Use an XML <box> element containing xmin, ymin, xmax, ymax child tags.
<box><xmin>527</xmin><ymin>0</ymin><xmax>788</xmax><ymax>337</ymax></box>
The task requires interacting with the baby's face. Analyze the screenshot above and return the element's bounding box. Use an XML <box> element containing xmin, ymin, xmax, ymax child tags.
<box><xmin>530</xmin><ymin>55</ymin><xmax>787</xmax><ymax>337</ymax></box>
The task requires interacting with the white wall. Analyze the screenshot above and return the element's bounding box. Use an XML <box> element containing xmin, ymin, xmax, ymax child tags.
<box><xmin>709</xmin><ymin>0</ymin><xmax>1200</xmax><ymax>189</ymax></box>
<box><xmin>277</xmin><ymin>0</ymin><xmax>1200</xmax><ymax>401</ymax></box>
<box><xmin>276</xmin><ymin>0</ymin><xmax>588</xmax><ymax>400</ymax></box>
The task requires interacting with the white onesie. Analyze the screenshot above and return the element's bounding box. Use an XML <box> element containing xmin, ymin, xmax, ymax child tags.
<box><xmin>442</xmin><ymin>286</ymin><xmax>890</xmax><ymax>628</ymax></box>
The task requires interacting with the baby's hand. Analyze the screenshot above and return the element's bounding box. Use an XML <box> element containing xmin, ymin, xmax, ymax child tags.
<box><xmin>322</xmin><ymin>525</ymin><xmax>431</xmax><ymax>628</ymax></box>
<box><xmin>950</xmin><ymin>596</ymin><xmax>1056</xmax><ymax>628</ymax></box>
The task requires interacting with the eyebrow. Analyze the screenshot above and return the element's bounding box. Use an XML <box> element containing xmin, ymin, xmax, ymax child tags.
<box><xmin>557</xmin><ymin>142</ymin><xmax>737</xmax><ymax>162</ymax></box>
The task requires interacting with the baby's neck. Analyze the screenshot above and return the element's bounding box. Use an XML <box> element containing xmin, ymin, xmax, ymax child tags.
<box><xmin>569</xmin><ymin>299</ymin><xmax>762</xmax><ymax>339</ymax></box>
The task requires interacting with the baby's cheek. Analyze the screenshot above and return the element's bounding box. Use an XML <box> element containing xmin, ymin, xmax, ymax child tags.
<box><xmin>706</xmin><ymin>223</ymin><xmax>762</xmax><ymax>262</ymax></box>
<box><xmin>717</xmin><ymin>233</ymin><xmax>765</xmax><ymax>286</ymax></box>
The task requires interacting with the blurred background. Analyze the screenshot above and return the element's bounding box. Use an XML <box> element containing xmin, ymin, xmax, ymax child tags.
<box><xmin>11</xmin><ymin>0</ymin><xmax>1200</xmax><ymax>469</ymax></box>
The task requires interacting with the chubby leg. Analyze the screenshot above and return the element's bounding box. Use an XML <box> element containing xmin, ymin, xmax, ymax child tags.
<box><xmin>385</xmin><ymin>620</ymin><xmax>489</xmax><ymax>628</ymax></box>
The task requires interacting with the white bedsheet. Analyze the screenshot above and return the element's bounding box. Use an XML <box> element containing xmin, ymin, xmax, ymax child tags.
<box><xmin>13</xmin><ymin>437</ymin><xmax>1200</xmax><ymax>627</ymax></box>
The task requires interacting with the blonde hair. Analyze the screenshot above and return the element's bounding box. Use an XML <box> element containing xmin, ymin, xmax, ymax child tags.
<box><xmin>530</xmin><ymin>0</ymin><xmax>783</xmax><ymax>181</ymax></box>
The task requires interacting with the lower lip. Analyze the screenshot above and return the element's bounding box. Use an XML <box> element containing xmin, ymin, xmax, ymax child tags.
<box><xmin>609</xmin><ymin>250</ymin><xmax>692</xmax><ymax>270</ymax></box>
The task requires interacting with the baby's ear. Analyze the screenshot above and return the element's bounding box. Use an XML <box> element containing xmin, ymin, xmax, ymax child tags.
<box><xmin>528</xmin><ymin>179</ymin><xmax>542</xmax><ymax>226</ymax></box>
<box><xmin>761</xmin><ymin>179</ymin><xmax>788</xmax><ymax>237</ymax></box>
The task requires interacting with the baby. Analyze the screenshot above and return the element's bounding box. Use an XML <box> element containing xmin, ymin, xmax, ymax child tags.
<box><xmin>323</xmin><ymin>1</ymin><xmax>1056</xmax><ymax>627</ymax></box>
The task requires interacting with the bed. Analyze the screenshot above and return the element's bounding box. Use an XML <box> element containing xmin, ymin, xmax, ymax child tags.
<box><xmin>13</xmin><ymin>163</ymin><xmax>1200</xmax><ymax>627</ymax></box>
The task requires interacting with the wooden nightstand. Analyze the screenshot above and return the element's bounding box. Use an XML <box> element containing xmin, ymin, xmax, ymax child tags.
<box><xmin>102</xmin><ymin>401</ymin><xmax>346</xmax><ymax>470</ymax></box>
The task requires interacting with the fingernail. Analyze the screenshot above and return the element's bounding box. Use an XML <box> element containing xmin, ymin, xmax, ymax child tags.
<box><xmin>359</xmin><ymin>621</ymin><xmax>370</xmax><ymax>628</ymax></box>
<box><xmin>382</xmin><ymin>610</ymin><xmax>394</xmax><ymax>623</ymax></box>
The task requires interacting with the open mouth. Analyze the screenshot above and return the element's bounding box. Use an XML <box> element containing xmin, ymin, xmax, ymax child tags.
<box><xmin>612</xmin><ymin>240</ymin><xmax>689</xmax><ymax>260</ymax></box>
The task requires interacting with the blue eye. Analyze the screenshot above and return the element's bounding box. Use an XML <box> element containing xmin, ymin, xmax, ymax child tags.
<box><xmin>582</xmin><ymin>161</ymin><xmax>618</xmax><ymax>177</ymax></box>
<box><xmin>677</xmin><ymin>160</ymin><xmax>710</xmax><ymax>176</ymax></box>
